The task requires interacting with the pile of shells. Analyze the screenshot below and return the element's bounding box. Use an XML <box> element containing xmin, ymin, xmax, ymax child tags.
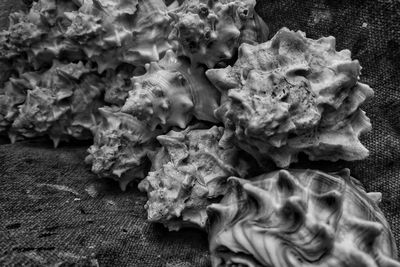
<box><xmin>1</xmin><ymin>0</ymin><xmax>399</xmax><ymax>266</ymax></box>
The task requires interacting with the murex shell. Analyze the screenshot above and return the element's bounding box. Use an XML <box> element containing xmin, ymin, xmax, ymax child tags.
<box><xmin>169</xmin><ymin>0</ymin><xmax>269</xmax><ymax>68</ymax></box>
<box><xmin>121</xmin><ymin>50</ymin><xmax>220</xmax><ymax>130</ymax></box>
<box><xmin>85</xmin><ymin>107</ymin><xmax>161</xmax><ymax>190</ymax></box>
<box><xmin>138</xmin><ymin>125</ymin><xmax>248</xmax><ymax>231</ymax></box>
<box><xmin>207</xmin><ymin>169</ymin><xmax>400</xmax><ymax>267</ymax></box>
<box><xmin>0</xmin><ymin>60</ymin><xmax>103</xmax><ymax>146</ymax></box>
<box><xmin>206</xmin><ymin>28</ymin><xmax>374</xmax><ymax>168</ymax></box>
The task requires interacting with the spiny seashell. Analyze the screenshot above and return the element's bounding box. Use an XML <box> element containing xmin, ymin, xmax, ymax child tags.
<box><xmin>206</xmin><ymin>28</ymin><xmax>374</xmax><ymax>168</ymax></box>
<box><xmin>2</xmin><ymin>60</ymin><xmax>104</xmax><ymax>146</ymax></box>
<box><xmin>65</xmin><ymin>0</ymin><xmax>172</xmax><ymax>73</ymax></box>
<box><xmin>121</xmin><ymin>50</ymin><xmax>220</xmax><ymax>130</ymax></box>
<box><xmin>207</xmin><ymin>169</ymin><xmax>400</xmax><ymax>267</ymax></box>
<box><xmin>86</xmin><ymin>107</ymin><xmax>162</xmax><ymax>190</ymax></box>
<box><xmin>169</xmin><ymin>0</ymin><xmax>269</xmax><ymax>67</ymax></box>
<box><xmin>138</xmin><ymin>125</ymin><xmax>248</xmax><ymax>231</ymax></box>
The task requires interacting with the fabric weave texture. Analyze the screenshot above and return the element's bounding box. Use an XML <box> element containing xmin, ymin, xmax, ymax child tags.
<box><xmin>0</xmin><ymin>0</ymin><xmax>399</xmax><ymax>266</ymax></box>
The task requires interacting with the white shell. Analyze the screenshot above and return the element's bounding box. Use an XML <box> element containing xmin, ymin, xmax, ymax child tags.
<box><xmin>138</xmin><ymin>125</ymin><xmax>248</xmax><ymax>230</ymax></box>
<box><xmin>208</xmin><ymin>169</ymin><xmax>400</xmax><ymax>267</ymax></box>
<box><xmin>206</xmin><ymin>28</ymin><xmax>374</xmax><ymax>168</ymax></box>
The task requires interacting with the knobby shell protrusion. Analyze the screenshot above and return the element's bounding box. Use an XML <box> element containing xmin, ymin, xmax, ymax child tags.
<box><xmin>121</xmin><ymin>50</ymin><xmax>221</xmax><ymax>130</ymax></box>
<box><xmin>86</xmin><ymin>106</ymin><xmax>162</xmax><ymax>190</ymax></box>
<box><xmin>138</xmin><ymin>125</ymin><xmax>248</xmax><ymax>230</ymax></box>
<box><xmin>207</xmin><ymin>169</ymin><xmax>400</xmax><ymax>267</ymax></box>
<box><xmin>206</xmin><ymin>28</ymin><xmax>374</xmax><ymax>168</ymax></box>
<box><xmin>169</xmin><ymin>0</ymin><xmax>269</xmax><ymax>68</ymax></box>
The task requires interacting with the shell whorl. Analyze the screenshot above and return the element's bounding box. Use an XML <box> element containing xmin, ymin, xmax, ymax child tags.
<box><xmin>206</xmin><ymin>28</ymin><xmax>374</xmax><ymax>167</ymax></box>
<box><xmin>207</xmin><ymin>169</ymin><xmax>399</xmax><ymax>267</ymax></box>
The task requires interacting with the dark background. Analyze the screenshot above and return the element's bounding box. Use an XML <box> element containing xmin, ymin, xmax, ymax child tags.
<box><xmin>0</xmin><ymin>0</ymin><xmax>399</xmax><ymax>266</ymax></box>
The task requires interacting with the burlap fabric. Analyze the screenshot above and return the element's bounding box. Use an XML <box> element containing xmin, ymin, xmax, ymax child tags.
<box><xmin>0</xmin><ymin>0</ymin><xmax>399</xmax><ymax>266</ymax></box>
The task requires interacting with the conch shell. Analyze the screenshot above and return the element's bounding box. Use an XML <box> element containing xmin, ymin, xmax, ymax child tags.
<box><xmin>121</xmin><ymin>50</ymin><xmax>220</xmax><ymax>130</ymax></box>
<box><xmin>0</xmin><ymin>60</ymin><xmax>103</xmax><ymax>146</ymax></box>
<box><xmin>206</xmin><ymin>28</ymin><xmax>374</xmax><ymax>168</ymax></box>
<box><xmin>207</xmin><ymin>169</ymin><xmax>400</xmax><ymax>267</ymax></box>
<box><xmin>138</xmin><ymin>125</ymin><xmax>248</xmax><ymax>230</ymax></box>
<box><xmin>85</xmin><ymin>106</ymin><xmax>162</xmax><ymax>190</ymax></box>
<box><xmin>169</xmin><ymin>0</ymin><xmax>269</xmax><ymax>68</ymax></box>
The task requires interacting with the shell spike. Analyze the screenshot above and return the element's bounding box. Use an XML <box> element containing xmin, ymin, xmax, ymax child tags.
<box><xmin>51</xmin><ymin>136</ymin><xmax>61</xmax><ymax>148</ymax></box>
<box><xmin>367</xmin><ymin>192</ymin><xmax>382</xmax><ymax>204</ymax></box>
<box><xmin>147</xmin><ymin>62</ymin><xmax>162</xmax><ymax>73</ymax></box>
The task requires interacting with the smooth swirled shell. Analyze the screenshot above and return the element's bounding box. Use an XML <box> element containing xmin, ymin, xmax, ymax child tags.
<box><xmin>169</xmin><ymin>0</ymin><xmax>269</xmax><ymax>68</ymax></box>
<box><xmin>138</xmin><ymin>125</ymin><xmax>248</xmax><ymax>231</ymax></box>
<box><xmin>85</xmin><ymin>107</ymin><xmax>162</xmax><ymax>190</ymax></box>
<box><xmin>121</xmin><ymin>50</ymin><xmax>220</xmax><ymax>130</ymax></box>
<box><xmin>0</xmin><ymin>60</ymin><xmax>103</xmax><ymax>146</ymax></box>
<box><xmin>207</xmin><ymin>169</ymin><xmax>400</xmax><ymax>267</ymax></box>
<box><xmin>206</xmin><ymin>28</ymin><xmax>374</xmax><ymax>168</ymax></box>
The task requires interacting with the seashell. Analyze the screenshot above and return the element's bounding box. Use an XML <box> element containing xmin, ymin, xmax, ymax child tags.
<box><xmin>65</xmin><ymin>0</ymin><xmax>173</xmax><ymax>73</ymax></box>
<box><xmin>86</xmin><ymin>106</ymin><xmax>162</xmax><ymax>190</ymax></box>
<box><xmin>3</xmin><ymin>60</ymin><xmax>104</xmax><ymax>146</ymax></box>
<box><xmin>207</xmin><ymin>169</ymin><xmax>400</xmax><ymax>267</ymax></box>
<box><xmin>138</xmin><ymin>125</ymin><xmax>248</xmax><ymax>231</ymax></box>
<box><xmin>121</xmin><ymin>50</ymin><xmax>220</xmax><ymax>130</ymax></box>
<box><xmin>206</xmin><ymin>28</ymin><xmax>374</xmax><ymax>168</ymax></box>
<box><xmin>168</xmin><ymin>0</ymin><xmax>269</xmax><ymax>68</ymax></box>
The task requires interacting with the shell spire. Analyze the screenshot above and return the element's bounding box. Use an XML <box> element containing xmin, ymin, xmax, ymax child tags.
<box><xmin>206</xmin><ymin>28</ymin><xmax>374</xmax><ymax>168</ymax></box>
<box><xmin>207</xmin><ymin>169</ymin><xmax>400</xmax><ymax>267</ymax></box>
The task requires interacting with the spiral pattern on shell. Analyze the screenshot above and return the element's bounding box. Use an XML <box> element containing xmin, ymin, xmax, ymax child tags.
<box><xmin>207</xmin><ymin>169</ymin><xmax>399</xmax><ymax>267</ymax></box>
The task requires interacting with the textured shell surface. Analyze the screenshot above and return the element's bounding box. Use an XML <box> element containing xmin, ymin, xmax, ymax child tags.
<box><xmin>0</xmin><ymin>0</ymin><xmax>174</xmax><ymax>143</ymax></box>
<box><xmin>138</xmin><ymin>125</ymin><xmax>248</xmax><ymax>231</ymax></box>
<box><xmin>169</xmin><ymin>0</ymin><xmax>269</xmax><ymax>68</ymax></box>
<box><xmin>0</xmin><ymin>0</ymin><xmax>172</xmax><ymax>76</ymax></box>
<box><xmin>0</xmin><ymin>60</ymin><xmax>104</xmax><ymax>146</ymax></box>
<box><xmin>206</xmin><ymin>28</ymin><xmax>374</xmax><ymax>168</ymax></box>
<box><xmin>207</xmin><ymin>169</ymin><xmax>400</xmax><ymax>267</ymax></box>
<box><xmin>86</xmin><ymin>106</ymin><xmax>162</xmax><ymax>190</ymax></box>
<box><xmin>64</xmin><ymin>0</ymin><xmax>172</xmax><ymax>72</ymax></box>
<box><xmin>121</xmin><ymin>50</ymin><xmax>221</xmax><ymax>130</ymax></box>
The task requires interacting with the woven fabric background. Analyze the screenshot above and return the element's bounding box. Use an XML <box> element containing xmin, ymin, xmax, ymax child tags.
<box><xmin>0</xmin><ymin>0</ymin><xmax>399</xmax><ymax>266</ymax></box>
